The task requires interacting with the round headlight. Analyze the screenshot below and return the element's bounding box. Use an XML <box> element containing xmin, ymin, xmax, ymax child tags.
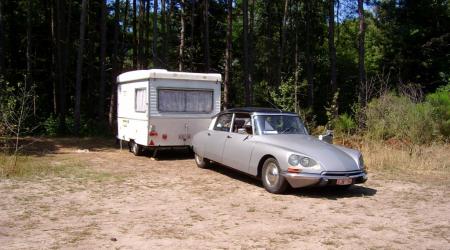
<box><xmin>288</xmin><ymin>154</ymin><xmax>301</xmax><ymax>166</ymax></box>
<box><xmin>299</xmin><ymin>157</ymin><xmax>317</xmax><ymax>168</ymax></box>
<box><xmin>358</xmin><ymin>155</ymin><xmax>365</xmax><ymax>169</ymax></box>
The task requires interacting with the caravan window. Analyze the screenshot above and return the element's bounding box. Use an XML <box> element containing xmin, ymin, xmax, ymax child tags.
<box><xmin>158</xmin><ymin>89</ymin><xmax>213</xmax><ymax>113</ymax></box>
<box><xmin>135</xmin><ymin>88</ymin><xmax>147</xmax><ymax>113</ymax></box>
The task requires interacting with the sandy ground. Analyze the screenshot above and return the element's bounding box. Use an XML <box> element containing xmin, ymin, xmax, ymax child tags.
<box><xmin>0</xmin><ymin>139</ymin><xmax>449</xmax><ymax>249</ymax></box>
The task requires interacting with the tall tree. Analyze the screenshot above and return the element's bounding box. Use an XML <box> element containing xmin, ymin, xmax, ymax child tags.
<box><xmin>280</xmin><ymin>0</ymin><xmax>289</xmax><ymax>84</ymax></box>
<box><xmin>132</xmin><ymin>0</ymin><xmax>137</xmax><ymax>68</ymax></box>
<box><xmin>305</xmin><ymin>0</ymin><xmax>314</xmax><ymax>108</ymax></box>
<box><xmin>328</xmin><ymin>0</ymin><xmax>337</xmax><ymax>114</ymax></box>
<box><xmin>243</xmin><ymin>0</ymin><xmax>250</xmax><ymax>105</ymax></box>
<box><xmin>26</xmin><ymin>0</ymin><xmax>32</xmax><ymax>85</ymax></box>
<box><xmin>74</xmin><ymin>0</ymin><xmax>88</xmax><ymax>135</ymax></box>
<box><xmin>98</xmin><ymin>0</ymin><xmax>107</xmax><ymax>120</ymax></box>
<box><xmin>161</xmin><ymin>0</ymin><xmax>167</xmax><ymax>66</ymax></box>
<box><xmin>108</xmin><ymin>0</ymin><xmax>121</xmax><ymax>132</ymax></box>
<box><xmin>203</xmin><ymin>0</ymin><xmax>210</xmax><ymax>72</ymax></box>
<box><xmin>0</xmin><ymin>0</ymin><xmax>4</xmax><ymax>74</ymax></box>
<box><xmin>358</xmin><ymin>0</ymin><xmax>366</xmax><ymax>106</ymax></box>
<box><xmin>223</xmin><ymin>0</ymin><xmax>232</xmax><ymax>109</ymax></box>
<box><xmin>153</xmin><ymin>0</ymin><xmax>158</xmax><ymax>67</ymax></box>
<box><xmin>179</xmin><ymin>0</ymin><xmax>186</xmax><ymax>71</ymax></box>
<box><xmin>138</xmin><ymin>0</ymin><xmax>145</xmax><ymax>68</ymax></box>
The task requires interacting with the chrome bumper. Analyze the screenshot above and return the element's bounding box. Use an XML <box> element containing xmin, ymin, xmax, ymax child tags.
<box><xmin>281</xmin><ymin>170</ymin><xmax>368</xmax><ymax>188</ymax></box>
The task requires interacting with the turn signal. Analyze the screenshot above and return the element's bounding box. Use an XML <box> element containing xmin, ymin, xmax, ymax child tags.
<box><xmin>287</xmin><ymin>167</ymin><xmax>301</xmax><ymax>173</ymax></box>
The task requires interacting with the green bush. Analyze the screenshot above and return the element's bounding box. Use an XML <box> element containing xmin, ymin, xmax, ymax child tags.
<box><xmin>426</xmin><ymin>84</ymin><xmax>450</xmax><ymax>140</ymax></box>
<box><xmin>333</xmin><ymin>113</ymin><xmax>356</xmax><ymax>137</ymax></box>
<box><xmin>365</xmin><ymin>93</ymin><xmax>435</xmax><ymax>144</ymax></box>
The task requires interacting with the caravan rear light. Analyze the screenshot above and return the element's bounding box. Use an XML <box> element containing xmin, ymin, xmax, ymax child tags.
<box><xmin>149</xmin><ymin>140</ymin><xmax>155</xmax><ymax>146</ymax></box>
<box><xmin>162</xmin><ymin>134</ymin><xmax>167</xmax><ymax>140</ymax></box>
<box><xmin>149</xmin><ymin>131</ymin><xmax>158</xmax><ymax>136</ymax></box>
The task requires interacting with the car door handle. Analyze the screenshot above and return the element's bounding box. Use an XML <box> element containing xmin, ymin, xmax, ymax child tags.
<box><xmin>207</xmin><ymin>132</ymin><xmax>211</xmax><ymax>136</ymax></box>
<box><xmin>227</xmin><ymin>135</ymin><xmax>232</xmax><ymax>138</ymax></box>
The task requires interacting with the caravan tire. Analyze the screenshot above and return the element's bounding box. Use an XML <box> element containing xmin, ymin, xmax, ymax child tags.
<box><xmin>131</xmin><ymin>141</ymin><xmax>142</xmax><ymax>156</ymax></box>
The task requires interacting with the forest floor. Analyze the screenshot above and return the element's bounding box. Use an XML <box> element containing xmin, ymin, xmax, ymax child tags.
<box><xmin>0</xmin><ymin>138</ymin><xmax>449</xmax><ymax>249</ymax></box>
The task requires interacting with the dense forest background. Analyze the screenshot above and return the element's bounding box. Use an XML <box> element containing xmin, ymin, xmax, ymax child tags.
<box><xmin>0</xmin><ymin>0</ymin><xmax>449</xmax><ymax>138</ymax></box>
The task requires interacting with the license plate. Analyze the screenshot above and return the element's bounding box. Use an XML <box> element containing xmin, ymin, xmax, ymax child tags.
<box><xmin>336</xmin><ymin>178</ymin><xmax>352</xmax><ymax>185</ymax></box>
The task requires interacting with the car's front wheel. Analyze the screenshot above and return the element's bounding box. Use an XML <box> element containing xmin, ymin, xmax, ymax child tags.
<box><xmin>261</xmin><ymin>158</ymin><xmax>289</xmax><ymax>194</ymax></box>
<box><xmin>194</xmin><ymin>153</ymin><xmax>210</xmax><ymax>169</ymax></box>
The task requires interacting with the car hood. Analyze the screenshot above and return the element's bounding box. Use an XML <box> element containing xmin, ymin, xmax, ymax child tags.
<box><xmin>257</xmin><ymin>134</ymin><xmax>360</xmax><ymax>172</ymax></box>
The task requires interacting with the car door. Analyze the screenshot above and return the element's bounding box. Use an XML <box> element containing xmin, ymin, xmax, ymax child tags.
<box><xmin>221</xmin><ymin>113</ymin><xmax>255</xmax><ymax>174</ymax></box>
<box><xmin>203</xmin><ymin>113</ymin><xmax>233</xmax><ymax>163</ymax></box>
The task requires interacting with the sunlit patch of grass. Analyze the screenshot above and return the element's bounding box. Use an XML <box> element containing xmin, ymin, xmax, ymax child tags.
<box><xmin>0</xmin><ymin>154</ymin><xmax>115</xmax><ymax>181</ymax></box>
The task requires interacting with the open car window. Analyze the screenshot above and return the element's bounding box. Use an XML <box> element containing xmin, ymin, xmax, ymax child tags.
<box><xmin>232</xmin><ymin>113</ymin><xmax>251</xmax><ymax>134</ymax></box>
<box><xmin>213</xmin><ymin>113</ymin><xmax>233</xmax><ymax>132</ymax></box>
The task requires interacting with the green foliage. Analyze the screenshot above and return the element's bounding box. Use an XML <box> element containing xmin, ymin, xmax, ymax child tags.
<box><xmin>43</xmin><ymin>115</ymin><xmax>111</xmax><ymax>137</ymax></box>
<box><xmin>365</xmin><ymin>93</ymin><xmax>435</xmax><ymax>144</ymax></box>
<box><xmin>333</xmin><ymin>113</ymin><xmax>357</xmax><ymax>137</ymax></box>
<box><xmin>425</xmin><ymin>84</ymin><xmax>450</xmax><ymax>139</ymax></box>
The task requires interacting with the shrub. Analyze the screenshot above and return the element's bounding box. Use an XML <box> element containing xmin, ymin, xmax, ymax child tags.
<box><xmin>365</xmin><ymin>93</ymin><xmax>435</xmax><ymax>144</ymax></box>
<box><xmin>333</xmin><ymin>113</ymin><xmax>357</xmax><ymax>137</ymax></box>
<box><xmin>426</xmin><ymin>84</ymin><xmax>450</xmax><ymax>140</ymax></box>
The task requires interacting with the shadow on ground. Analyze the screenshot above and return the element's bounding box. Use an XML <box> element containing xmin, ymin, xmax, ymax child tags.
<box><xmin>208</xmin><ymin>163</ymin><xmax>377</xmax><ymax>199</ymax></box>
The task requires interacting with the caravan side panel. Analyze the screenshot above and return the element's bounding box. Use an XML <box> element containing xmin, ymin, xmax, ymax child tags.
<box><xmin>147</xmin><ymin>78</ymin><xmax>221</xmax><ymax>146</ymax></box>
<box><xmin>117</xmin><ymin>80</ymin><xmax>149</xmax><ymax>146</ymax></box>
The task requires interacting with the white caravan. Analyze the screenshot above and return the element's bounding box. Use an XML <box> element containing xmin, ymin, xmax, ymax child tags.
<box><xmin>116</xmin><ymin>69</ymin><xmax>222</xmax><ymax>155</ymax></box>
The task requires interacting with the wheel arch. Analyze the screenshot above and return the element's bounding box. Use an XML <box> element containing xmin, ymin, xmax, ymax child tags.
<box><xmin>257</xmin><ymin>154</ymin><xmax>276</xmax><ymax>179</ymax></box>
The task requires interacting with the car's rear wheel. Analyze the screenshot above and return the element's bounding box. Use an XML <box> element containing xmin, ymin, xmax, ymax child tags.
<box><xmin>194</xmin><ymin>153</ymin><xmax>210</xmax><ymax>168</ymax></box>
<box><xmin>130</xmin><ymin>141</ymin><xmax>142</xmax><ymax>156</ymax></box>
<box><xmin>261</xmin><ymin>158</ymin><xmax>289</xmax><ymax>194</ymax></box>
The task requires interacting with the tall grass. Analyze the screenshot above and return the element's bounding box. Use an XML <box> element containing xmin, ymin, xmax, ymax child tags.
<box><xmin>360</xmin><ymin>140</ymin><xmax>450</xmax><ymax>180</ymax></box>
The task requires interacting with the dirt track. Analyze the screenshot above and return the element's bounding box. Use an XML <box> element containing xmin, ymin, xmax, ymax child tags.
<box><xmin>0</xmin><ymin>139</ymin><xmax>449</xmax><ymax>249</ymax></box>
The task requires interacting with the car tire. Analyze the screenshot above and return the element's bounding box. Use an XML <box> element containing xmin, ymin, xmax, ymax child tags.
<box><xmin>130</xmin><ymin>141</ymin><xmax>142</xmax><ymax>156</ymax></box>
<box><xmin>194</xmin><ymin>153</ymin><xmax>210</xmax><ymax>169</ymax></box>
<box><xmin>261</xmin><ymin>158</ymin><xmax>289</xmax><ymax>194</ymax></box>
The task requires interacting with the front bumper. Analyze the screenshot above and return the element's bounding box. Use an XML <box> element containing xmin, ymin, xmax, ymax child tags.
<box><xmin>281</xmin><ymin>170</ymin><xmax>368</xmax><ymax>188</ymax></box>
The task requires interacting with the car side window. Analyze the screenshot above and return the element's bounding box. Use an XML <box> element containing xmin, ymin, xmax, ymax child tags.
<box><xmin>214</xmin><ymin>113</ymin><xmax>233</xmax><ymax>132</ymax></box>
<box><xmin>232</xmin><ymin>113</ymin><xmax>251</xmax><ymax>134</ymax></box>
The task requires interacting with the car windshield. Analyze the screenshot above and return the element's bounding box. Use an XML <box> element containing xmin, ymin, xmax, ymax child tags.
<box><xmin>254</xmin><ymin>115</ymin><xmax>307</xmax><ymax>135</ymax></box>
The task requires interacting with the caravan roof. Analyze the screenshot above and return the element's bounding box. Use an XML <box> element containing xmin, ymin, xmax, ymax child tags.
<box><xmin>117</xmin><ymin>69</ymin><xmax>222</xmax><ymax>83</ymax></box>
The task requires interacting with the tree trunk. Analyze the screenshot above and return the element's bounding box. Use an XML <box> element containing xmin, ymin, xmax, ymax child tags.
<box><xmin>98</xmin><ymin>0</ymin><xmax>107</xmax><ymax>121</ymax></box>
<box><xmin>279</xmin><ymin>0</ymin><xmax>289</xmax><ymax>85</ymax></box>
<box><xmin>248</xmin><ymin>0</ymin><xmax>254</xmax><ymax>104</ymax></box>
<box><xmin>109</xmin><ymin>0</ymin><xmax>121</xmax><ymax>131</ymax></box>
<box><xmin>26</xmin><ymin>0</ymin><xmax>32</xmax><ymax>86</ymax></box>
<box><xmin>161</xmin><ymin>0</ymin><xmax>167</xmax><ymax>66</ymax></box>
<box><xmin>50</xmin><ymin>1</ymin><xmax>57</xmax><ymax>114</ymax></box>
<box><xmin>305</xmin><ymin>0</ymin><xmax>314</xmax><ymax>108</ymax></box>
<box><xmin>328</xmin><ymin>0</ymin><xmax>337</xmax><ymax>115</ymax></box>
<box><xmin>74</xmin><ymin>0</ymin><xmax>88</xmax><ymax>135</ymax></box>
<box><xmin>243</xmin><ymin>0</ymin><xmax>250</xmax><ymax>106</ymax></box>
<box><xmin>190</xmin><ymin>0</ymin><xmax>195</xmax><ymax>70</ymax></box>
<box><xmin>132</xmin><ymin>0</ymin><xmax>137</xmax><ymax>68</ymax></box>
<box><xmin>138</xmin><ymin>0</ymin><xmax>145</xmax><ymax>68</ymax></box>
<box><xmin>153</xmin><ymin>0</ymin><xmax>158</xmax><ymax>67</ymax></box>
<box><xmin>179</xmin><ymin>0</ymin><xmax>185</xmax><ymax>71</ymax></box>
<box><xmin>223</xmin><ymin>0</ymin><xmax>232</xmax><ymax>109</ymax></box>
<box><xmin>0</xmin><ymin>0</ymin><xmax>4</xmax><ymax>73</ymax></box>
<box><xmin>203</xmin><ymin>0</ymin><xmax>210</xmax><ymax>72</ymax></box>
<box><xmin>56</xmin><ymin>0</ymin><xmax>67</xmax><ymax>133</ymax></box>
<box><xmin>358</xmin><ymin>0</ymin><xmax>366</xmax><ymax>106</ymax></box>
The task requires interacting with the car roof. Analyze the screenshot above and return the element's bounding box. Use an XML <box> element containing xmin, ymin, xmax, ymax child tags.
<box><xmin>214</xmin><ymin>107</ymin><xmax>297</xmax><ymax>117</ymax></box>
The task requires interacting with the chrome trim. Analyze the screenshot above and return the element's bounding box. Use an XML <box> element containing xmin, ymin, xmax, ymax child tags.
<box><xmin>281</xmin><ymin>171</ymin><xmax>368</xmax><ymax>188</ymax></box>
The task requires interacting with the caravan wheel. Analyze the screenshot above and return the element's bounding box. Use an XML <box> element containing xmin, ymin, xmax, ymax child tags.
<box><xmin>130</xmin><ymin>141</ymin><xmax>142</xmax><ymax>156</ymax></box>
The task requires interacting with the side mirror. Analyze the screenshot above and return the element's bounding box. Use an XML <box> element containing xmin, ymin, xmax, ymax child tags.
<box><xmin>318</xmin><ymin>130</ymin><xmax>333</xmax><ymax>144</ymax></box>
<box><xmin>243</xmin><ymin>125</ymin><xmax>253</xmax><ymax>135</ymax></box>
